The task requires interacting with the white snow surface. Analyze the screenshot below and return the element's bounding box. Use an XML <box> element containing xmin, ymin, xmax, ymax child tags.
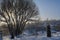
<box><xmin>2</xmin><ymin>32</ymin><xmax>60</xmax><ymax>40</ymax></box>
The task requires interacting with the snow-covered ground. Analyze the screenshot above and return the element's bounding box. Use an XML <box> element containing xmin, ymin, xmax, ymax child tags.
<box><xmin>2</xmin><ymin>31</ymin><xmax>60</xmax><ymax>40</ymax></box>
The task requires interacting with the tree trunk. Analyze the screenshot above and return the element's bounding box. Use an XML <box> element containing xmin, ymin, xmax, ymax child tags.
<box><xmin>11</xmin><ymin>33</ymin><xmax>14</xmax><ymax>39</ymax></box>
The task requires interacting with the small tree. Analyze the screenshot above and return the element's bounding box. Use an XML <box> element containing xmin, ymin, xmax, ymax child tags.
<box><xmin>47</xmin><ymin>24</ymin><xmax>51</xmax><ymax>37</ymax></box>
<box><xmin>0</xmin><ymin>0</ymin><xmax>39</xmax><ymax>39</ymax></box>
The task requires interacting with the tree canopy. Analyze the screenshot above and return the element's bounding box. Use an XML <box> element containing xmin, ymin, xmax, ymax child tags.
<box><xmin>0</xmin><ymin>0</ymin><xmax>39</xmax><ymax>38</ymax></box>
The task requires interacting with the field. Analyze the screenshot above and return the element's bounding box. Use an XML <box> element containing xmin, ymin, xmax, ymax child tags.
<box><xmin>2</xmin><ymin>31</ymin><xmax>60</xmax><ymax>40</ymax></box>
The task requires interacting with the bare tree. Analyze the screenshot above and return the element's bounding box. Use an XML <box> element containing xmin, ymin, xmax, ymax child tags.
<box><xmin>0</xmin><ymin>0</ymin><xmax>39</xmax><ymax>39</ymax></box>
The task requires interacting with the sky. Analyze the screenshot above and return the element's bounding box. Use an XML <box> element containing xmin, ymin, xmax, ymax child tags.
<box><xmin>34</xmin><ymin>0</ymin><xmax>60</xmax><ymax>20</ymax></box>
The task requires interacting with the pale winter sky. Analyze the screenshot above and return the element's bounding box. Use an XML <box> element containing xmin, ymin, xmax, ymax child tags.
<box><xmin>34</xmin><ymin>0</ymin><xmax>60</xmax><ymax>20</ymax></box>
